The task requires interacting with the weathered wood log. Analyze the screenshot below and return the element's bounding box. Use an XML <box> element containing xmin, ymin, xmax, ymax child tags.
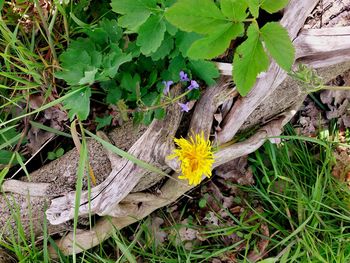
<box><xmin>1</xmin><ymin>0</ymin><xmax>350</xmax><ymax>257</ymax></box>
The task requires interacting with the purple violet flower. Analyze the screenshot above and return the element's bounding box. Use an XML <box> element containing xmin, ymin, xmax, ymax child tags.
<box><xmin>178</xmin><ymin>102</ymin><xmax>190</xmax><ymax>112</ymax></box>
<box><xmin>162</xmin><ymin>80</ymin><xmax>174</xmax><ymax>95</ymax></box>
<box><xmin>179</xmin><ymin>71</ymin><xmax>190</xmax><ymax>82</ymax></box>
<box><xmin>187</xmin><ymin>80</ymin><xmax>199</xmax><ymax>91</ymax></box>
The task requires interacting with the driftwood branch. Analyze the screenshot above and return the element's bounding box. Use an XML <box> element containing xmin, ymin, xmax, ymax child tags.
<box><xmin>49</xmin><ymin>102</ymin><xmax>300</xmax><ymax>256</ymax></box>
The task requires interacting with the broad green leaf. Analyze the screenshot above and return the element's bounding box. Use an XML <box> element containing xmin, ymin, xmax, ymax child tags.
<box><xmin>99</xmin><ymin>44</ymin><xmax>132</xmax><ymax>79</ymax></box>
<box><xmin>165</xmin><ymin>20</ymin><xmax>178</xmax><ymax>36</ymax></box>
<box><xmin>247</xmin><ymin>0</ymin><xmax>260</xmax><ymax>18</ymax></box>
<box><xmin>150</xmin><ymin>34</ymin><xmax>174</xmax><ymax>61</ymax></box>
<box><xmin>98</xmin><ymin>18</ymin><xmax>123</xmax><ymax>43</ymax></box>
<box><xmin>63</xmin><ymin>87</ymin><xmax>91</xmax><ymax>121</ymax></box>
<box><xmin>161</xmin><ymin>55</ymin><xmax>187</xmax><ymax>82</ymax></box>
<box><xmin>95</xmin><ymin>115</ymin><xmax>113</xmax><ymax>130</ymax></box>
<box><xmin>85</xmin><ymin>19</ymin><xmax>122</xmax><ymax>46</ymax></box>
<box><xmin>119</xmin><ymin>12</ymin><xmax>151</xmax><ymax>31</ymax></box>
<box><xmin>78</xmin><ymin>68</ymin><xmax>98</xmax><ymax>85</ymax></box>
<box><xmin>0</xmin><ymin>126</ymin><xmax>20</xmax><ymax>145</ymax></box>
<box><xmin>261</xmin><ymin>22</ymin><xmax>295</xmax><ymax>71</ymax></box>
<box><xmin>0</xmin><ymin>150</ymin><xmax>13</xmax><ymax>164</ymax></box>
<box><xmin>233</xmin><ymin>24</ymin><xmax>269</xmax><ymax>96</ymax></box>
<box><xmin>110</xmin><ymin>0</ymin><xmax>157</xmax><ymax>30</ymax></box>
<box><xmin>55</xmin><ymin>38</ymin><xmax>100</xmax><ymax>85</ymax></box>
<box><xmin>220</xmin><ymin>0</ymin><xmax>249</xmax><ymax>22</ymax></box>
<box><xmin>261</xmin><ymin>0</ymin><xmax>289</xmax><ymax>13</ymax></box>
<box><xmin>56</xmin><ymin>50</ymin><xmax>90</xmax><ymax>85</ymax></box>
<box><xmin>188</xmin><ymin>60</ymin><xmax>220</xmax><ymax>86</ymax></box>
<box><xmin>101</xmin><ymin>80</ymin><xmax>123</xmax><ymax>104</ymax></box>
<box><xmin>136</xmin><ymin>14</ymin><xmax>167</xmax><ymax>55</ymax></box>
<box><xmin>165</xmin><ymin>0</ymin><xmax>228</xmax><ymax>34</ymax></box>
<box><xmin>142</xmin><ymin>92</ymin><xmax>159</xmax><ymax>107</ymax></box>
<box><xmin>154</xmin><ymin>108</ymin><xmax>166</xmax><ymax>119</ymax></box>
<box><xmin>143</xmin><ymin>111</ymin><xmax>154</xmax><ymax>125</ymax></box>
<box><xmin>121</xmin><ymin>73</ymin><xmax>141</xmax><ymax>102</ymax></box>
<box><xmin>106</xmin><ymin>87</ymin><xmax>122</xmax><ymax>104</ymax></box>
<box><xmin>187</xmin><ymin>23</ymin><xmax>244</xmax><ymax>59</ymax></box>
<box><xmin>175</xmin><ymin>31</ymin><xmax>202</xmax><ymax>57</ymax></box>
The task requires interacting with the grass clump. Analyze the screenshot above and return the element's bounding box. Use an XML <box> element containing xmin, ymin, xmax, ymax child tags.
<box><xmin>73</xmin><ymin>128</ymin><xmax>350</xmax><ymax>262</ymax></box>
<box><xmin>243</xmin><ymin>131</ymin><xmax>350</xmax><ymax>262</ymax></box>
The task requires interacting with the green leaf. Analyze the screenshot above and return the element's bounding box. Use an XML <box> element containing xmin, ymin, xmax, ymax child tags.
<box><xmin>261</xmin><ymin>0</ymin><xmax>289</xmax><ymax>13</ymax></box>
<box><xmin>101</xmin><ymin>80</ymin><xmax>123</xmax><ymax>104</ymax></box>
<box><xmin>119</xmin><ymin>12</ymin><xmax>151</xmax><ymax>31</ymax></box>
<box><xmin>161</xmin><ymin>55</ymin><xmax>186</xmax><ymax>82</ymax></box>
<box><xmin>150</xmin><ymin>34</ymin><xmax>174</xmax><ymax>61</ymax></box>
<box><xmin>136</xmin><ymin>14</ymin><xmax>167</xmax><ymax>55</ymax></box>
<box><xmin>154</xmin><ymin>108</ymin><xmax>166</xmax><ymax>120</ymax></box>
<box><xmin>78</xmin><ymin>68</ymin><xmax>98</xmax><ymax>85</ymax></box>
<box><xmin>55</xmin><ymin>148</ymin><xmax>65</xmax><ymax>158</ymax></box>
<box><xmin>187</xmin><ymin>23</ymin><xmax>244</xmax><ymax>59</ymax></box>
<box><xmin>100</xmin><ymin>44</ymin><xmax>132</xmax><ymax>79</ymax></box>
<box><xmin>0</xmin><ymin>127</ymin><xmax>20</xmax><ymax>146</ymax></box>
<box><xmin>133</xmin><ymin>111</ymin><xmax>144</xmax><ymax>125</ymax></box>
<box><xmin>106</xmin><ymin>87</ymin><xmax>122</xmax><ymax>104</ymax></box>
<box><xmin>121</xmin><ymin>73</ymin><xmax>141</xmax><ymax>102</ymax></box>
<box><xmin>165</xmin><ymin>0</ymin><xmax>228</xmax><ymax>34</ymax></box>
<box><xmin>260</xmin><ymin>22</ymin><xmax>295</xmax><ymax>71</ymax></box>
<box><xmin>198</xmin><ymin>198</ymin><xmax>207</xmax><ymax>208</ymax></box>
<box><xmin>98</xmin><ymin>18</ymin><xmax>123</xmax><ymax>43</ymax></box>
<box><xmin>187</xmin><ymin>88</ymin><xmax>200</xmax><ymax>100</ymax></box>
<box><xmin>0</xmin><ymin>150</ymin><xmax>13</xmax><ymax>164</ymax></box>
<box><xmin>247</xmin><ymin>0</ymin><xmax>260</xmax><ymax>18</ymax></box>
<box><xmin>220</xmin><ymin>0</ymin><xmax>249</xmax><ymax>21</ymax></box>
<box><xmin>110</xmin><ymin>0</ymin><xmax>157</xmax><ymax>31</ymax></box>
<box><xmin>63</xmin><ymin>87</ymin><xmax>91</xmax><ymax>121</ymax></box>
<box><xmin>165</xmin><ymin>20</ymin><xmax>178</xmax><ymax>36</ymax></box>
<box><xmin>56</xmin><ymin>38</ymin><xmax>101</xmax><ymax>85</ymax></box>
<box><xmin>142</xmin><ymin>92</ymin><xmax>159</xmax><ymax>107</ymax></box>
<box><xmin>47</xmin><ymin>152</ymin><xmax>56</xmax><ymax>161</ymax></box>
<box><xmin>95</xmin><ymin>115</ymin><xmax>113</xmax><ymax>130</ymax></box>
<box><xmin>188</xmin><ymin>60</ymin><xmax>219</xmax><ymax>86</ymax></box>
<box><xmin>175</xmin><ymin>31</ymin><xmax>202</xmax><ymax>57</ymax></box>
<box><xmin>233</xmin><ymin>24</ymin><xmax>269</xmax><ymax>96</ymax></box>
<box><xmin>143</xmin><ymin>111</ymin><xmax>154</xmax><ymax>125</ymax></box>
<box><xmin>56</xmin><ymin>50</ymin><xmax>89</xmax><ymax>85</ymax></box>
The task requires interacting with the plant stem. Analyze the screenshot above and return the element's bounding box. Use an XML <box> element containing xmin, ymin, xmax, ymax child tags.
<box><xmin>310</xmin><ymin>86</ymin><xmax>350</xmax><ymax>92</ymax></box>
<box><xmin>133</xmin><ymin>89</ymin><xmax>191</xmax><ymax>113</ymax></box>
<box><xmin>34</xmin><ymin>0</ymin><xmax>58</xmax><ymax>62</ymax></box>
<box><xmin>321</xmin><ymin>86</ymin><xmax>350</xmax><ymax>90</ymax></box>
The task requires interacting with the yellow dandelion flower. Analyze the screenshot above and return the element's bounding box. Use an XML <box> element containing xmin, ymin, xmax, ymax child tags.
<box><xmin>168</xmin><ymin>132</ymin><xmax>215</xmax><ymax>186</ymax></box>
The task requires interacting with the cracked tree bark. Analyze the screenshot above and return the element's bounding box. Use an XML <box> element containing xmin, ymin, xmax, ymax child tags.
<box><xmin>1</xmin><ymin>0</ymin><xmax>350</xmax><ymax>258</ymax></box>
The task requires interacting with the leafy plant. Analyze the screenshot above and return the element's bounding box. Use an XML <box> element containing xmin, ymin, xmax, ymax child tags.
<box><xmin>57</xmin><ymin>6</ymin><xmax>220</xmax><ymax>124</ymax></box>
<box><xmin>47</xmin><ymin>148</ymin><xmax>65</xmax><ymax>160</ymax></box>
<box><xmin>165</xmin><ymin>0</ymin><xmax>295</xmax><ymax>95</ymax></box>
